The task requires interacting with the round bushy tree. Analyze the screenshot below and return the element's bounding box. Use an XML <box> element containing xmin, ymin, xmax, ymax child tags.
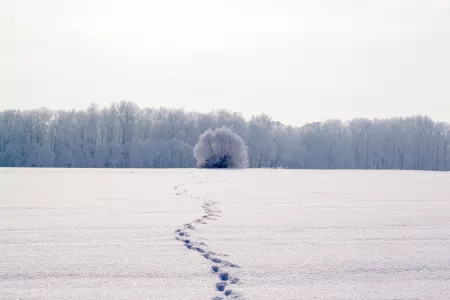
<box><xmin>194</xmin><ymin>127</ymin><xmax>248</xmax><ymax>168</ymax></box>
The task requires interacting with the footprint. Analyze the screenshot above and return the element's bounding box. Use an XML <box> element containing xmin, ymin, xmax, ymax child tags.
<box><xmin>174</xmin><ymin>180</ymin><xmax>243</xmax><ymax>299</ymax></box>
<box><xmin>216</xmin><ymin>282</ymin><xmax>227</xmax><ymax>292</ymax></box>
<box><xmin>219</xmin><ymin>272</ymin><xmax>229</xmax><ymax>281</ymax></box>
<box><xmin>229</xmin><ymin>277</ymin><xmax>240</xmax><ymax>284</ymax></box>
<box><xmin>194</xmin><ymin>247</ymin><xmax>206</xmax><ymax>253</ymax></box>
<box><xmin>184</xmin><ymin>223</ymin><xmax>195</xmax><ymax>230</ymax></box>
<box><xmin>223</xmin><ymin>261</ymin><xmax>240</xmax><ymax>268</ymax></box>
<box><xmin>211</xmin><ymin>265</ymin><xmax>220</xmax><ymax>273</ymax></box>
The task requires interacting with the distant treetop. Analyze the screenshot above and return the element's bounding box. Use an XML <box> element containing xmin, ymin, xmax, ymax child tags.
<box><xmin>0</xmin><ymin>101</ymin><xmax>448</xmax><ymax>171</ymax></box>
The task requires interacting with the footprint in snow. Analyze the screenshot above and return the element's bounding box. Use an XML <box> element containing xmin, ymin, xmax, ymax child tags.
<box><xmin>173</xmin><ymin>180</ymin><xmax>243</xmax><ymax>299</ymax></box>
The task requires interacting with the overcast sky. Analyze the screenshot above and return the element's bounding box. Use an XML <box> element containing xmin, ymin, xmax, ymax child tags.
<box><xmin>1</xmin><ymin>0</ymin><xmax>450</xmax><ymax>126</ymax></box>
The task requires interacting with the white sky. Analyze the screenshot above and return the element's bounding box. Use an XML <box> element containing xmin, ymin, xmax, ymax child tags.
<box><xmin>1</xmin><ymin>0</ymin><xmax>450</xmax><ymax>125</ymax></box>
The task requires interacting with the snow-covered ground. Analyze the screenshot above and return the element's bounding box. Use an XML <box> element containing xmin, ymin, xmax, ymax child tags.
<box><xmin>1</xmin><ymin>169</ymin><xmax>449</xmax><ymax>299</ymax></box>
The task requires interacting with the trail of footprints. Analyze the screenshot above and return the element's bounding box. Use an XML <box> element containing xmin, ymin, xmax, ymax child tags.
<box><xmin>174</xmin><ymin>183</ymin><xmax>243</xmax><ymax>299</ymax></box>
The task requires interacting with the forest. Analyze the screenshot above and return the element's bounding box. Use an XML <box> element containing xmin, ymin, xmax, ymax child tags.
<box><xmin>1</xmin><ymin>101</ymin><xmax>449</xmax><ymax>170</ymax></box>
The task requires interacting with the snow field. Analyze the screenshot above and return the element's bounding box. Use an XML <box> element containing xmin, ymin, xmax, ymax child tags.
<box><xmin>1</xmin><ymin>168</ymin><xmax>450</xmax><ymax>299</ymax></box>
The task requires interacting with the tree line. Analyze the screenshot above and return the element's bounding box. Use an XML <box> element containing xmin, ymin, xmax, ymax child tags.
<box><xmin>1</xmin><ymin>101</ymin><xmax>449</xmax><ymax>170</ymax></box>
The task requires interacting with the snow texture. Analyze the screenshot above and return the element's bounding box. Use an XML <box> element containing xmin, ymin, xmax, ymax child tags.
<box><xmin>1</xmin><ymin>168</ymin><xmax>450</xmax><ymax>300</ymax></box>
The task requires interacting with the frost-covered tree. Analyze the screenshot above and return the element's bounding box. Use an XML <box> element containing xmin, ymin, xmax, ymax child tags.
<box><xmin>194</xmin><ymin>127</ymin><xmax>248</xmax><ymax>168</ymax></box>
<box><xmin>1</xmin><ymin>102</ymin><xmax>449</xmax><ymax>170</ymax></box>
